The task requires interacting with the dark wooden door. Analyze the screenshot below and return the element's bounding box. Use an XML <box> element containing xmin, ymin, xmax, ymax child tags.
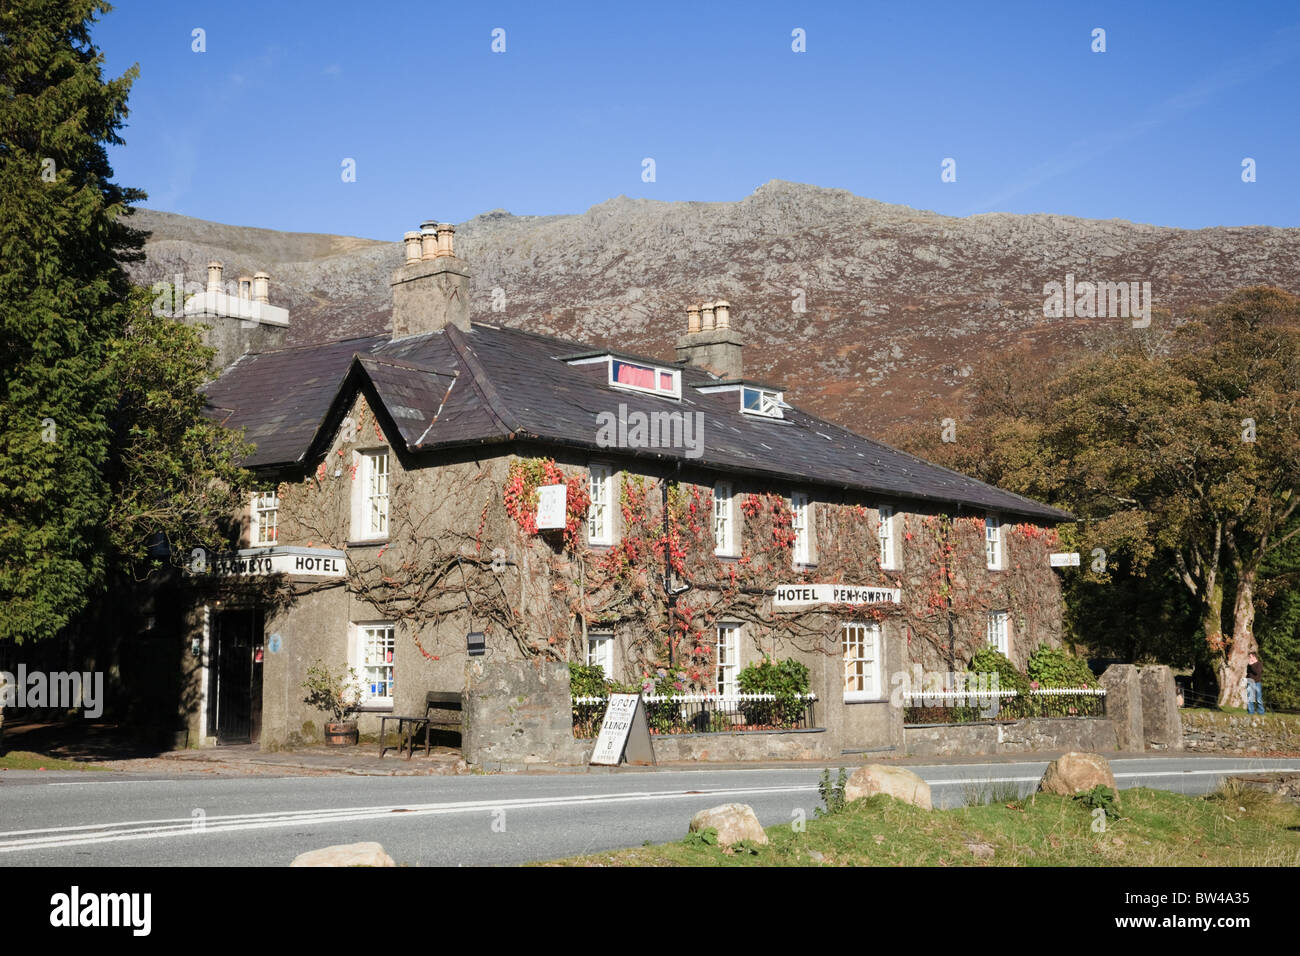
<box><xmin>213</xmin><ymin>609</ymin><xmax>264</xmax><ymax>745</ymax></box>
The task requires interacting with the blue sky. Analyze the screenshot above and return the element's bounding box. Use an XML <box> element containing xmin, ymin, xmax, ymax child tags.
<box><xmin>96</xmin><ymin>1</ymin><xmax>1300</xmax><ymax>238</ymax></box>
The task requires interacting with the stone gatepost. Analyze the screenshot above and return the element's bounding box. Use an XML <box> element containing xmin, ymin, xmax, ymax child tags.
<box><xmin>1139</xmin><ymin>665</ymin><xmax>1184</xmax><ymax>751</ymax></box>
<box><xmin>462</xmin><ymin>658</ymin><xmax>589</xmax><ymax>769</ymax></box>
<box><xmin>1100</xmin><ymin>664</ymin><xmax>1143</xmax><ymax>752</ymax></box>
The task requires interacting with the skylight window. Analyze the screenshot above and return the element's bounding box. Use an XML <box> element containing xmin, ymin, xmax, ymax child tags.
<box><xmin>741</xmin><ymin>386</ymin><xmax>784</xmax><ymax>418</ymax></box>
<box><xmin>609</xmin><ymin>359</ymin><xmax>680</xmax><ymax>398</ymax></box>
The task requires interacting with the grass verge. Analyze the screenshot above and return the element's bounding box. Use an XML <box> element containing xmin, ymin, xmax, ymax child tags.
<box><xmin>0</xmin><ymin>750</ymin><xmax>110</xmax><ymax>771</ymax></box>
<box><xmin>541</xmin><ymin>785</ymin><xmax>1300</xmax><ymax>867</ymax></box>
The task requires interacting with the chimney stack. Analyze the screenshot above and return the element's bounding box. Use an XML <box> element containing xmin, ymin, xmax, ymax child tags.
<box><xmin>403</xmin><ymin>231</ymin><xmax>422</xmax><ymax>263</ymax></box>
<box><xmin>207</xmin><ymin>261</ymin><xmax>223</xmax><ymax>294</ymax></box>
<box><xmin>686</xmin><ymin>304</ymin><xmax>701</xmax><ymax>334</ymax></box>
<box><xmin>252</xmin><ymin>271</ymin><xmax>270</xmax><ymax>304</ymax></box>
<box><xmin>391</xmin><ymin>218</ymin><xmax>471</xmax><ymax>338</ymax></box>
<box><xmin>675</xmin><ymin>296</ymin><xmax>744</xmax><ymax>379</ymax></box>
<box><xmin>238</xmin><ymin>275</ymin><xmax>252</xmax><ymax>300</ymax></box>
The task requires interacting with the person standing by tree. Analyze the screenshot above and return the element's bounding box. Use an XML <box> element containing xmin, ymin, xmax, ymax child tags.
<box><xmin>1246</xmin><ymin>651</ymin><xmax>1265</xmax><ymax>715</ymax></box>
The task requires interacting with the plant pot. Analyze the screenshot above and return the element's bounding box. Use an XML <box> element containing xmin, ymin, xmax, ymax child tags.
<box><xmin>324</xmin><ymin>721</ymin><xmax>359</xmax><ymax>746</ymax></box>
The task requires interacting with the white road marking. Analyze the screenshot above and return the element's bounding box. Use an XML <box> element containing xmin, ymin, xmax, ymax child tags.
<box><xmin>0</xmin><ymin>785</ymin><xmax>814</xmax><ymax>853</ymax></box>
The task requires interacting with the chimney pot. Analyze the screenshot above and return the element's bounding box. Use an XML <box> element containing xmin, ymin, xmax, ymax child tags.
<box><xmin>252</xmin><ymin>271</ymin><xmax>270</xmax><ymax>304</ymax></box>
<box><xmin>435</xmin><ymin>223</ymin><xmax>455</xmax><ymax>258</ymax></box>
<box><xmin>714</xmin><ymin>299</ymin><xmax>731</xmax><ymax>329</ymax></box>
<box><xmin>686</xmin><ymin>304</ymin><xmax>701</xmax><ymax>334</ymax></box>
<box><xmin>207</xmin><ymin>261</ymin><xmax>223</xmax><ymax>295</ymax></box>
<box><xmin>403</xmin><ymin>231</ymin><xmax>422</xmax><ymax>263</ymax></box>
<box><xmin>419</xmin><ymin>220</ymin><xmax>439</xmax><ymax>260</ymax></box>
<box><xmin>700</xmin><ymin>301</ymin><xmax>716</xmax><ymax>331</ymax></box>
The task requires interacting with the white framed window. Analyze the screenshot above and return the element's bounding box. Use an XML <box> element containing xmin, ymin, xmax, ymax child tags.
<box><xmin>357</xmin><ymin>623</ymin><xmax>396</xmax><ymax>705</ymax></box>
<box><xmin>985</xmin><ymin>514</ymin><xmax>1002</xmax><ymax>570</ymax></box>
<box><xmin>251</xmin><ymin>490</ymin><xmax>278</xmax><ymax>546</ymax></box>
<box><xmin>791</xmin><ymin>491</ymin><xmax>812</xmax><ymax>565</ymax></box>
<box><xmin>878</xmin><ymin>504</ymin><xmax>895</xmax><ymax>570</ymax></box>
<box><xmin>587</xmin><ymin>631</ymin><xmax>613</xmax><ymax>678</ymax></box>
<box><xmin>987</xmin><ymin>610</ymin><xmax>1010</xmax><ymax>656</ymax></box>
<box><xmin>352</xmin><ymin>450</ymin><xmax>390</xmax><ymax>540</ymax></box>
<box><xmin>608</xmin><ymin>358</ymin><xmax>681</xmax><ymax>398</ymax></box>
<box><xmin>740</xmin><ymin>386</ymin><xmax>785</xmax><ymax>419</ymax></box>
<box><xmin>843</xmin><ymin>621</ymin><xmax>882</xmax><ymax>701</ymax></box>
<box><xmin>587</xmin><ymin>464</ymin><xmax>614</xmax><ymax>545</ymax></box>
<box><xmin>716</xmin><ymin>623</ymin><xmax>741</xmax><ymax>697</ymax></box>
<box><xmin>713</xmin><ymin>481</ymin><xmax>735</xmax><ymax>555</ymax></box>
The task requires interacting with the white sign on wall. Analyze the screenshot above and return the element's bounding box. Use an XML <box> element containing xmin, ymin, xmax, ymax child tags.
<box><xmin>190</xmin><ymin>547</ymin><xmax>348</xmax><ymax>579</ymax></box>
<box><xmin>1049</xmin><ymin>552</ymin><xmax>1081</xmax><ymax>567</ymax></box>
<box><xmin>536</xmin><ymin>484</ymin><xmax>568</xmax><ymax>530</ymax></box>
<box><xmin>773</xmin><ymin>584</ymin><xmax>901</xmax><ymax>609</ymax></box>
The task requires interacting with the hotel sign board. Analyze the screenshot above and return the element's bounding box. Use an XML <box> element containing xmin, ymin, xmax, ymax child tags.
<box><xmin>536</xmin><ymin>484</ymin><xmax>568</xmax><ymax>530</ymax></box>
<box><xmin>773</xmin><ymin>584</ymin><xmax>901</xmax><ymax>608</ymax></box>
<box><xmin>190</xmin><ymin>547</ymin><xmax>348</xmax><ymax>579</ymax></box>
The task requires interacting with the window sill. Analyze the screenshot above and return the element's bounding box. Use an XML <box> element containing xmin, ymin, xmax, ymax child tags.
<box><xmin>357</xmin><ymin>703</ymin><xmax>393</xmax><ymax>713</ymax></box>
<box><xmin>348</xmin><ymin>539</ymin><xmax>390</xmax><ymax>549</ymax></box>
<box><xmin>844</xmin><ymin>696</ymin><xmax>889</xmax><ymax>705</ymax></box>
<box><xmin>715</xmin><ymin>551</ymin><xmax>742</xmax><ymax>561</ymax></box>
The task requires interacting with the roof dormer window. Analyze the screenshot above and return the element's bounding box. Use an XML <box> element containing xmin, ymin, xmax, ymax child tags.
<box><xmin>609</xmin><ymin>359</ymin><xmax>680</xmax><ymax>398</ymax></box>
<box><xmin>741</xmin><ymin>386</ymin><xmax>784</xmax><ymax>419</ymax></box>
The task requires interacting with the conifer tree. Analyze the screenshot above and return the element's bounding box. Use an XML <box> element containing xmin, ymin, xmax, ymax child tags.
<box><xmin>0</xmin><ymin>0</ymin><xmax>145</xmax><ymax>643</ymax></box>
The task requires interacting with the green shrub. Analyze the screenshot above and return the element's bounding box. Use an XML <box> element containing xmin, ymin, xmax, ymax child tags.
<box><xmin>1028</xmin><ymin>646</ymin><xmax>1098</xmax><ymax>689</ymax></box>
<box><xmin>1073</xmin><ymin>784</ymin><xmax>1120</xmax><ymax>820</ymax></box>
<box><xmin>737</xmin><ymin>656</ymin><xmax>811</xmax><ymax>726</ymax></box>
<box><xmin>815</xmin><ymin>767</ymin><xmax>849</xmax><ymax>818</ymax></box>
<box><xmin>569</xmin><ymin>663</ymin><xmax>611</xmax><ymax>698</ymax></box>
<box><xmin>967</xmin><ymin>647</ymin><xmax>1032</xmax><ymax>696</ymax></box>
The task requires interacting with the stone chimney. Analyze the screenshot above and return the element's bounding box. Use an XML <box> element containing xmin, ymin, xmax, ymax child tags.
<box><xmin>390</xmin><ymin>219</ymin><xmax>470</xmax><ymax>338</ymax></box>
<box><xmin>675</xmin><ymin>298</ymin><xmax>744</xmax><ymax>379</ymax></box>
<box><xmin>181</xmin><ymin>263</ymin><xmax>289</xmax><ymax>370</ymax></box>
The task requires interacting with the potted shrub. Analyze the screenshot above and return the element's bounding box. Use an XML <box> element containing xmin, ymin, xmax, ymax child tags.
<box><xmin>301</xmin><ymin>660</ymin><xmax>363</xmax><ymax>746</ymax></box>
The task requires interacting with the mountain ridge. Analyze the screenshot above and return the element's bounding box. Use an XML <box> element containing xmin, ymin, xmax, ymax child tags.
<box><xmin>125</xmin><ymin>180</ymin><xmax>1300</xmax><ymax>427</ymax></box>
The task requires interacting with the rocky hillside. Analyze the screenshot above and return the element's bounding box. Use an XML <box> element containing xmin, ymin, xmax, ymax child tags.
<box><xmin>126</xmin><ymin>182</ymin><xmax>1300</xmax><ymax>428</ymax></box>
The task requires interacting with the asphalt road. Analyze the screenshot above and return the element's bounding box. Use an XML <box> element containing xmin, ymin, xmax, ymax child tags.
<box><xmin>2</xmin><ymin>755</ymin><xmax>1298</xmax><ymax>866</ymax></box>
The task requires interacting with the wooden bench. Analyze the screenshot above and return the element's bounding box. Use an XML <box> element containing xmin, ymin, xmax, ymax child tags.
<box><xmin>379</xmin><ymin>691</ymin><xmax>462</xmax><ymax>759</ymax></box>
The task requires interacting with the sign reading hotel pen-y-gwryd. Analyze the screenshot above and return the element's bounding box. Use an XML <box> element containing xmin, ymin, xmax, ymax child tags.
<box><xmin>772</xmin><ymin>584</ymin><xmax>901</xmax><ymax>608</ymax></box>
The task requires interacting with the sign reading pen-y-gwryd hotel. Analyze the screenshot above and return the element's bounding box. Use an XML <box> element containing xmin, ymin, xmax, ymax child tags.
<box><xmin>195</xmin><ymin>546</ymin><xmax>348</xmax><ymax>579</ymax></box>
<box><xmin>773</xmin><ymin>584</ymin><xmax>901</xmax><ymax>609</ymax></box>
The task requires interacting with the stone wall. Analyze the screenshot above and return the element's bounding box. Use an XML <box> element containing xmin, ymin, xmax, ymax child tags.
<box><xmin>903</xmin><ymin>718</ymin><xmax>1118</xmax><ymax>757</ymax></box>
<box><xmin>1181</xmin><ymin>710</ymin><xmax>1300</xmax><ymax>754</ymax></box>
<box><xmin>649</xmin><ymin>729</ymin><xmax>832</xmax><ymax>762</ymax></box>
<box><xmin>462</xmin><ymin>658</ymin><xmax>588</xmax><ymax>769</ymax></box>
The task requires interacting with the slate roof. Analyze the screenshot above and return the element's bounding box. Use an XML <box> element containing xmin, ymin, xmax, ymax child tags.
<box><xmin>203</xmin><ymin>322</ymin><xmax>1072</xmax><ymax>522</ymax></box>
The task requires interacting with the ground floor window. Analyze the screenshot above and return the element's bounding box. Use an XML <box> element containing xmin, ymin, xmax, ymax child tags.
<box><xmin>843</xmin><ymin>621</ymin><xmax>882</xmax><ymax>701</ymax></box>
<box><xmin>587</xmin><ymin>631</ymin><xmax>613</xmax><ymax>678</ymax></box>
<box><xmin>716</xmin><ymin>623</ymin><xmax>740</xmax><ymax>697</ymax></box>
<box><xmin>357</xmin><ymin>623</ymin><xmax>395</xmax><ymax>705</ymax></box>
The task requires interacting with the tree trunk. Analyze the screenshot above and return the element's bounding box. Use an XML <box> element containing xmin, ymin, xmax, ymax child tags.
<box><xmin>1216</xmin><ymin>567</ymin><xmax>1258</xmax><ymax>708</ymax></box>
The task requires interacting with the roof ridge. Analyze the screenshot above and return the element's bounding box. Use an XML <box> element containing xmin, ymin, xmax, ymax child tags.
<box><xmin>445</xmin><ymin>324</ymin><xmax>523</xmax><ymax>438</ymax></box>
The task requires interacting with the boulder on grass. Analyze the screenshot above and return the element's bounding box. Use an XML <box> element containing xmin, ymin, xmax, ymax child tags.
<box><xmin>1037</xmin><ymin>752</ymin><xmax>1118</xmax><ymax>796</ymax></box>
<box><xmin>845</xmin><ymin>765</ymin><xmax>932</xmax><ymax>810</ymax></box>
<box><xmin>290</xmin><ymin>842</ymin><xmax>396</xmax><ymax>867</ymax></box>
<box><xmin>688</xmin><ymin>803</ymin><xmax>769</xmax><ymax>846</ymax></box>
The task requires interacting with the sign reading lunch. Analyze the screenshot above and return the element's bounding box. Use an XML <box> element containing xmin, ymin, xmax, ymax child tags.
<box><xmin>773</xmin><ymin>584</ymin><xmax>901</xmax><ymax>608</ymax></box>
